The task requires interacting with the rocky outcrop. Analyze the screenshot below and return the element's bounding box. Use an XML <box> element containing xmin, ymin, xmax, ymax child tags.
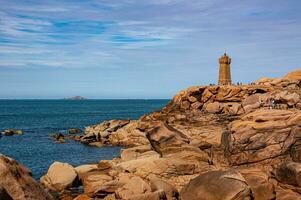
<box><xmin>223</xmin><ymin>109</ymin><xmax>301</xmax><ymax>165</ymax></box>
<box><xmin>42</xmin><ymin>70</ymin><xmax>301</xmax><ymax>199</ymax></box>
<box><xmin>40</xmin><ymin>161</ymin><xmax>78</xmax><ymax>192</ymax></box>
<box><xmin>284</xmin><ymin>69</ymin><xmax>301</xmax><ymax>81</ymax></box>
<box><xmin>255</xmin><ymin>77</ymin><xmax>300</xmax><ymax>89</ymax></box>
<box><xmin>1</xmin><ymin>129</ymin><xmax>23</xmax><ymax>136</ymax></box>
<box><xmin>169</xmin><ymin>85</ymin><xmax>300</xmax><ymax>116</ymax></box>
<box><xmin>80</xmin><ymin>120</ymin><xmax>149</xmax><ymax>147</ymax></box>
<box><xmin>69</xmin><ymin>128</ymin><xmax>82</xmax><ymax>134</ymax></box>
<box><xmin>166</xmin><ymin>70</ymin><xmax>301</xmax><ymax>117</ymax></box>
<box><xmin>0</xmin><ymin>154</ymin><xmax>54</xmax><ymax>200</ymax></box>
<box><xmin>51</xmin><ymin>133</ymin><xmax>65</xmax><ymax>143</ymax></box>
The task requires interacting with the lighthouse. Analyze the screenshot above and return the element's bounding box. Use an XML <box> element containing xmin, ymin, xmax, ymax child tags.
<box><xmin>218</xmin><ymin>53</ymin><xmax>232</xmax><ymax>85</ymax></box>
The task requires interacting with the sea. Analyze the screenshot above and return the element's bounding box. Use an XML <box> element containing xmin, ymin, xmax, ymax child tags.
<box><xmin>0</xmin><ymin>99</ymin><xmax>169</xmax><ymax>179</ymax></box>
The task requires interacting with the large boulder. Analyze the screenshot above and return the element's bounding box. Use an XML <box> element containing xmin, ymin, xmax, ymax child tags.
<box><xmin>82</xmin><ymin>173</ymin><xmax>113</xmax><ymax>197</ymax></box>
<box><xmin>115</xmin><ymin>176</ymin><xmax>151</xmax><ymax>199</ymax></box>
<box><xmin>0</xmin><ymin>154</ymin><xmax>54</xmax><ymax>200</ymax></box>
<box><xmin>146</xmin><ymin>122</ymin><xmax>189</xmax><ymax>154</ymax></box>
<box><xmin>180</xmin><ymin>170</ymin><xmax>251</xmax><ymax>200</ymax></box>
<box><xmin>75</xmin><ymin>164</ymin><xmax>98</xmax><ymax>180</ymax></box>
<box><xmin>40</xmin><ymin>161</ymin><xmax>78</xmax><ymax>191</ymax></box>
<box><xmin>204</xmin><ymin>102</ymin><xmax>222</xmax><ymax>113</ymax></box>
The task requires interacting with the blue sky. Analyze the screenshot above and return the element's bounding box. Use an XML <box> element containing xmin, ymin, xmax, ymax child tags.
<box><xmin>0</xmin><ymin>0</ymin><xmax>300</xmax><ymax>99</ymax></box>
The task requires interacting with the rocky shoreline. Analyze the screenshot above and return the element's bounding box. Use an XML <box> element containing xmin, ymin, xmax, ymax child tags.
<box><xmin>1</xmin><ymin>69</ymin><xmax>301</xmax><ymax>200</ymax></box>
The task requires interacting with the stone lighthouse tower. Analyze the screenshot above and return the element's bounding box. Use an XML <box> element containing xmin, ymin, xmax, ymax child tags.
<box><xmin>218</xmin><ymin>53</ymin><xmax>232</xmax><ymax>85</ymax></box>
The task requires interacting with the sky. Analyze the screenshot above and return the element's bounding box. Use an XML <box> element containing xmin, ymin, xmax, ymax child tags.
<box><xmin>0</xmin><ymin>0</ymin><xmax>301</xmax><ymax>99</ymax></box>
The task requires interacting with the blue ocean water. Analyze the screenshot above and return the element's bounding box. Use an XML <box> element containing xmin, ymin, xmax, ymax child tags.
<box><xmin>0</xmin><ymin>99</ymin><xmax>168</xmax><ymax>179</ymax></box>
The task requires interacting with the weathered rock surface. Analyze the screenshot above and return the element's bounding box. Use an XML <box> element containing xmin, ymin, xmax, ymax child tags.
<box><xmin>0</xmin><ymin>154</ymin><xmax>54</xmax><ymax>200</ymax></box>
<box><xmin>115</xmin><ymin>175</ymin><xmax>151</xmax><ymax>199</ymax></box>
<box><xmin>40</xmin><ymin>161</ymin><xmax>78</xmax><ymax>192</ymax></box>
<box><xmin>180</xmin><ymin>170</ymin><xmax>251</xmax><ymax>200</ymax></box>
<box><xmin>82</xmin><ymin>173</ymin><xmax>113</xmax><ymax>197</ymax></box>
<box><xmin>223</xmin><ymin>109</ymin><xmax>301</xmax><ymax>165</ymax></box>
<box><xmin>239</xmin><ymin>167</ymin><xmax>275</xmax><ymax>200</ymax></box>
<box><xmin>75</xmin><ymin>164</ymin><xmax>98</xmax><ymax>179</ymax></box>
<box><xmin>146</xmin><ymin>122</ymin><xmax>189</xmax><ymax>154</ymax></box>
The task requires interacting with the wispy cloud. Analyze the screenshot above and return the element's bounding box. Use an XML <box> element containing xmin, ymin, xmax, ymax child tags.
<box><xmin>0</xmin><ymin>0</ymin><xmax>301</xmax><ymax>98</ymax></box>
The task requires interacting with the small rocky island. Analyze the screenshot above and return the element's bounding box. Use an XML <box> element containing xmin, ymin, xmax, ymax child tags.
<box><xmin>1</xmin><ymin>67</ymin><xmax>301</xmax><ymax>200</ymax></box>
<box><xmin>65</xmin><ymin>96</ymin><xmax>86</xmax><ymax>100</ymax></box>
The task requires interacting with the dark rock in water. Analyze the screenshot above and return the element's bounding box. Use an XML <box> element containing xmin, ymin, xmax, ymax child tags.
<box><xmin>180</xmin><ymin>170</ymin><xmax>251</xmax><ymax>200</ymax></box>
<box><xmin>0</xmin><ymin>154</ymin><xmax>54</xmax><ymax>200</ymax></box>
<box><xmin>51</xmin><ymin>133</ymin><xmax>65</xmax><ymax>143</ymax></box>
<box><xmin>68</xmin><ymin>128</ymin><xmax>82</xmax><ymax>134</ymax></box>
<box><xmin>1</xmin><ymin>129</ymin><xmax>23</xmax><ymax>136</ymax></box>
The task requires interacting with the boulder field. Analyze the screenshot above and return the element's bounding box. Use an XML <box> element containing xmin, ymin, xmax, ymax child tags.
<box><xmin>1</xmin><ymin>69</ymin><xmax>301</xmax><ymax>200</ymax></box>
